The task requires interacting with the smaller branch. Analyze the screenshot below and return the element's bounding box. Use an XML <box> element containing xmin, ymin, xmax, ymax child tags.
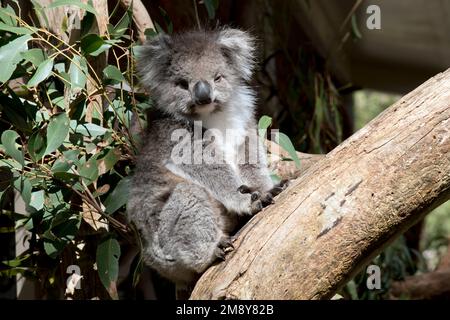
<box><xmin>120</xmin><ymin>0</ymin><xmax>155</xmax><ymax>43</ymax></box>
<box><xmin>265</xmin><ymin>140</ymin><xmax>325</xmax><ymax>180</ymax></box>
<box><xmin>390</xmin><ymin>269</ymin><xmax>450</xmax><ymax>299</ymax></box>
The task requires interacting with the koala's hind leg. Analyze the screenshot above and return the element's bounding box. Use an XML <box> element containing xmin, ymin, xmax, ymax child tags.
<box><xmin>155</xmin><ymin>182</ymin><xmax>227</xmax><ymax>284</ymax></box>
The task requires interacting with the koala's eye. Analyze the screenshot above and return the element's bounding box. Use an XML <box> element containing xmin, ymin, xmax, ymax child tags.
<box><xmin>214</xmin><ymin>74</ymin><xmax>223</xmax><ymax>83</ymax></box>
<box><xmin>175</xmin><ymin>79</ymin><xmax>189</xmax><ymax>90</ymax></box>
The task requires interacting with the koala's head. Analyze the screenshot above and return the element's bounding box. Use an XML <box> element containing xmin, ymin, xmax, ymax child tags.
<box><xmin>137</xmin><ymin>28</ymin><xmax>256</xmax><ymax>119</ymax></box>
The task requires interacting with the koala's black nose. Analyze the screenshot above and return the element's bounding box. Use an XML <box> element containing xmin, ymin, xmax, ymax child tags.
<box><xmin>193</xmin><ymin>81</ymin><xmax>212</xmax><ymax>105</ymax></box>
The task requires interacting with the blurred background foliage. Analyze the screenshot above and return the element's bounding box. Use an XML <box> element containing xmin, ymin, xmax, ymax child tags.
<box><xmin>0</xmin><ymin>0</ymin><xmax>449</xmax><ymax>300</ymax></box>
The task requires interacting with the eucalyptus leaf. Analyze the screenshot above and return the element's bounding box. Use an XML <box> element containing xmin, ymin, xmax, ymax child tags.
<box><xmin>1</xmin><ymin>130</ymin><xmax>24</xmax><ymax>167</ymax></box>
<box><xmin>30</xmin><ymin>190</ymin><xmax>45</xmax><ymax>211</ymax></box>
<box><xmin>0</xmin><ymin>5</ymin><xmax>17</xmax><ymax>26</ymax></box>
<box><xmin>96</xmin><ymin>238</ymin><xmax>121</xmax><ymax>299</ymax></box>
<box><xmin>13</xmin><ymin>176</ymin><xmax>32</xmax><ymax>205</ymax></box>
<box><xmin>351</xmin><ymin>15</ymin><xmax>363</xmax><ymax>39</ymax></box>
<box><xmin>28</xmin><ymin>130</ymin><xmax>46</xmax><ymax>162</ymax></box>
<box><xmin>103</xmin><ymin>65</ymin><xmax>125</xmax><ymax>82</ymax></box>
<box><xmin>0</xmin><ymin>34</ymin><xmax>31</xmax><ymax>83</ymax></box>
<box><xmin>69</xmin><ymin>55</ymin><xmax>88</xmax><ymax>90</ymax></box>
<box><xmin>21</xmin><ymin>48</ymin><xmax>47</xmax><ymax>67</ymax></box>
<box><xmin>78</xmin><ymin>156</ymin><xmax>99</xmax><ymax>185</ymax></box>
<box><xmin>203</xmin><ymin>0</ymin><xmax>219</xmax><ymax>19</ymax></box>
<box><xmin>275</xmin><ymin>132</ymin><xmax>301</xmax><ymax>169</ymax></box>
<box><xmin>0</xmin><ymin>22</ymin><xmax>36</xmax><ymax>34</ymax></box>
<box><xmin>104</xmin><ymin>177</ymin><xmax>130</xmax><ymax>214</ymax></box>
<box><xmin>70</xmin><ymin>121</ymin><xmax>108</xmax><ymax>138</ymax></box>
<box><xmin>27</xmin><ymin>57</ymin><xmax>54</xmax><ymax>87</ymax></box>
<box><xmin>51</xmin><ymin>159</ymin><xmax>71</xmax><ymax>173</ymax></box>
<box><xmin>111</xmin><ymin>10</ymin><xmax>130</xmax><ymax>38</ymax></box>
<box><xmin>81</xmin><ymin>34</ymin><xmax>110</xmax><ymax>56</ymax></box>
<box><xmin>45</xmin><ymin>113</ymin><xmax>69</xmax><ymax>155</ymax></box>
<box><xmin>258</xmin><ymin>115</ymin><xmax>272</xmax><ymax>138</ymax></box>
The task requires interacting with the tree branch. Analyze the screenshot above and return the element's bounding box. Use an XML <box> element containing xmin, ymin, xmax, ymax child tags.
<box><xmin>120</xmin><ymin>0</ymin><xmax>155</xmax><ymax>43</ymax></box>
<box><xmin>190</xmin><ymin>69</ymin><xmax>450</xmax><ymax>300</ymax></box>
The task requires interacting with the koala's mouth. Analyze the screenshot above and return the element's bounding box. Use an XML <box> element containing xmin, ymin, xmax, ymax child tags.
<box><xmin>188</xmin><ymin>99</ymin><xmax>223</xmax><ymax>117</ymax></box>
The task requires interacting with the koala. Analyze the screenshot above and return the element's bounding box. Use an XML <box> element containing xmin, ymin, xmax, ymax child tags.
<box><xmin>127</xmin><ymin>28</ymin><xmax>286</xmax><ymax>287</ymax></box>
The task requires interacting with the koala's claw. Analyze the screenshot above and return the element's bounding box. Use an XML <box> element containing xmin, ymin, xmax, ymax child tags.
<box><xmin>218</xmin><ymin>236</ymin><xmax>234</xmax><ymax>250</ymax></box>
<box><xmin>269</xmin><ymin>179</ymin><xmax>289</xmax><ymax>197</ymax></box>
<box><xmin>260</xmin><ymin>193</ymin><xmax>274</xmax><ymax>207</ymax></box>
<box><xmin>214</xmin><ymin>247</ymin><xmax>226</xmax><ymax>261</ymax></box>
<box><xmin>238</xmin><ymin>185</ymin><xmax>252</xmax><ymax>194</ymax></box>
<box><xmin>251</xmin><ymin>191</ymin><xmax>261</xmax><ymax>201</ymax></box>
<box><xmin>251</xmin><ymin>199</ymin><xmax>263</xmax><ymax>214</ymax></box>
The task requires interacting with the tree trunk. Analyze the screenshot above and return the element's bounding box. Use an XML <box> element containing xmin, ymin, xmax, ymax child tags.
<box><xmin>190</xmin><ymin>69</ymin><xmax>450</xmax><ymax>300</ymax></box>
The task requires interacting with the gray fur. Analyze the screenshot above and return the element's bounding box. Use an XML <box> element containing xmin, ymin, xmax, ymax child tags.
<box><xmin>128</xmin><ymin>28</ymin><xmax>280</xmax><ymax>286</ymax></box>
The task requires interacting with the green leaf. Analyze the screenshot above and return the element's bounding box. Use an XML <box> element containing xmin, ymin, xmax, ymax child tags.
<box><xmin>81</xmin><ymin>34</ymin><xmax>111</xmax><ymax>56</ymax></box>
<box><xmin>97</xmin><ymin>148</ymin><xmax>120</xmax><ymax>174</ymax></box>
<box><xmin>96</xmin><ymin>238</ymin><xmax>121</xmax><ymax>299</ymax></box>
<box><xmin>69</xmin><ymin>55</ymin><xmax>88</xmax><ymax>89</ymax></box>
<box><xmin>144</xmin><ymin>28</ymin><xmax>157</xmax><ymax>40</ymax></box>
<box><xmin>53</xmin><ymin>172</ymin><xmax>80</xmax><ymax>185</ymax></box>
<box><xmin>2</xmin><ymin>254</ymin><xmax>31</xmax><ymax>268</ymax></box>
<box><xmin>103</xmin><ymin>65</ymin><xmax>125</xmax><ymax>82</ymax></box>
<box><xmin>258</xmin><ymin>115</ymin><xmax>272</xmax><ymax>138</ymax></box>
<box><xmin>80</xmin><ymin>10</ymin><xmax>95</xmax><ymax>36</ymax></box>
<box><xmin>203</xmin><ymin>0</ymin><xmax>219</xmax><ymax>19</ymax></box>
<box><xmin>70</xmin><ymin>120</ymin><xmax>108</xmax><ymax>138</ymax></box>
<box><xmin>43</xmin><ymin>240</ymin><xmax>61</xmax><ymax>258</ymax></box>
<box><xmin>30</xmin><ymin>190</ymin><xmax>45</xmax><ymax>211</ymax></box>
<box><xmin>45</xmin><ymin>113</ymin><xmax>69</xmax><ymax>155</ymax></box>
<box><xmin>112</xmin><ymin>10</ymin><xmax>130</xmax><ymax>38</ymax></box>
<box><xmin>0</xmin><ymin>34</ymin><xmax>31</xmax><ymax>83</ymax></box>
<box><xmin>51</xmin><ymin>159</ymin><xmax>71</xmax><ymax>173</ymax></box>
<box><xmin>21</xmin><ymin>48</ymin><xmax>47</xmax><ymax>67</ymax></box>
<box><xmin>47</xmin><ymin>0</ymin><xmax>98</xmax><ymax>16</ymax></box>
<box><xmin>78</xmin><ymin>156</ymin><xmax>98</xmax><ymax>186</ymax></box>
<box><xmin>104</xmin><ymin>177</ymin><xmax>130</xmax><ymax>214</ymax></box>
<box><xmin>63</xmin><ymin>149</ymin><xmax>80</xmax><ymax>163</ymax></box>
<box><xmin>27</xmin><ymin>57</ymin><xmax>54</xmax><ymax>87</ymax></box>
<box><xmin>1</xmin><ymin>130</ymin><xmax>24</xmax><ymax>167</ymax></box>
<box><xmin>0</xmin><ymin>159</ymin><xmax>21</xmax><ymax>170</ymax></box>
<box><xmin>0</xmin><ymin>5</ymin><xmax>17</xmax><ymax>26</ymax></box>
<box><xmin>258</xmin><ymin>115</ymin><xmax>272</xmax><ymax>131</ymax></box>
<box><xmin>351</xmin><ymin>15</ymin><xmax>362</xmax><ymax>39</ymax></box>
<box><xmin>0</xmin><ymin>22</ymin><xmax>36</xmax><ymax>34</ymax></box>
<box><xmin>13</xmin><ymin>176</ymin><xmax>32</xmax><ymax>205</ymax></box>
<box><xmin>28</xmin><ymin>130</ymin><xmax>46</xmax><ymax>162</ymax></box>
<box><xmin>275</xmin><ymin>132</ymin><xmax>301</xmax><ymax>169</ymax></box>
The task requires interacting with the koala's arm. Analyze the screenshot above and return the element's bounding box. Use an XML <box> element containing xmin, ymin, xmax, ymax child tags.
<box><xmin>167</xmin><ymin>161</ymin><xmax>261</xmax><ymax>215</ymax></box>
<box><xmin>237</xmin><ymin>130</ymin><xmax>288</xmax><ymax>205</ymax></box>
<box><xmin>237</xmin><ymin>128</ymin><xmax>274</xmax><ymax>191</ymax></box>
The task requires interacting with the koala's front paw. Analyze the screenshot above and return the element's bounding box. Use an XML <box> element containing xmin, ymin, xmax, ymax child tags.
<box><xmin>268</xmin><ymin>179</ymin><xmax>289</xmax><ymax>197</ymax></box>
<box><xmin>222</xmin><ymin>185</ymin><xmax>266</xmax><ymax>215</ymax></box>
<box><xmin>214</xmin><ymin>236</ymin><xmax>234</xmax><ymax>261</ymax></box>
<box><xmin>255</xmin><ymin>180</ymin><xmax>290</xmax><ymax>209</ymax></box>
<box><xmin>237</xmin><ymin>185</ymin><xmax>263</xmax><ymax>215</ymax></box>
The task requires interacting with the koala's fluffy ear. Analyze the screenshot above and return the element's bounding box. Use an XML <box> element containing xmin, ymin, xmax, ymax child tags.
<box><xmin>217</xmin><ymin>28</ymin><xmax>256</xmax><ymax>81</ymax></box>
<box><xmin>137</xmin><ymin>33</ymin><xmax>173</xmax><ymax>87</ymax></box>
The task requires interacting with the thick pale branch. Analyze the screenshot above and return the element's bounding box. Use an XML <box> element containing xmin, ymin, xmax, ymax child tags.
<box><xmin>120</xmin><ymin>0</ymin><xmax>155</xmax><ymax>43</ymax></box>
<box><xmin>191</xmin><ymin>69</ymin><xmax>450</xmax><ymax>300</ymax></box>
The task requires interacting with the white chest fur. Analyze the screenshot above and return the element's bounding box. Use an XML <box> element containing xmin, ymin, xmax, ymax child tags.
<box><xmin>200</xmin><ymin>88</ymin><xmax>254</xmax><ymax>170</ymax></box>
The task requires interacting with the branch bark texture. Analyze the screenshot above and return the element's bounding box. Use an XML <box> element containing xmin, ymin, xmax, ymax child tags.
<box><xmin>191</xmin><ymin>69</ymin><xmax>450</xmax><ymax>300</ymax></box>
